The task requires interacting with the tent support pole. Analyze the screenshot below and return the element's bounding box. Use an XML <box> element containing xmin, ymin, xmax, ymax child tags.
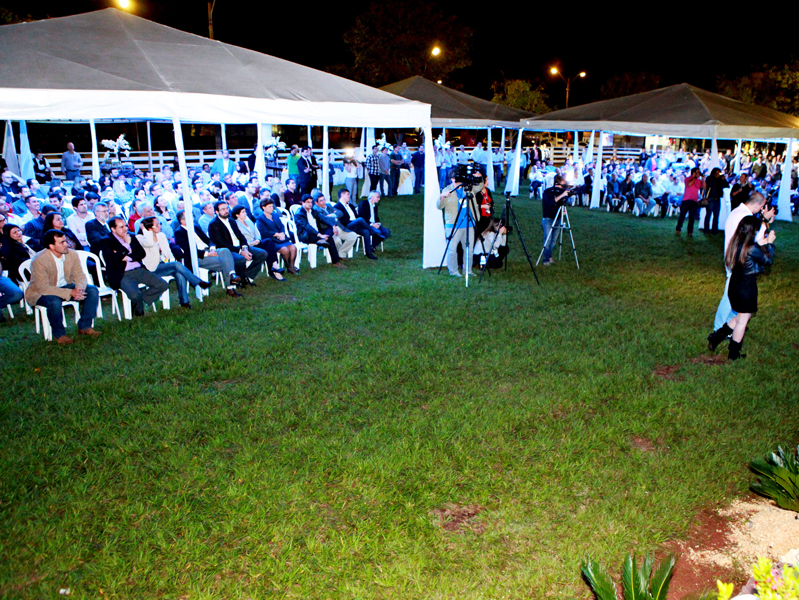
<box><xmin>776</xmin><ymin>138</ymin><xmax>794</xmax><ymax>222</ymax></box>
<box><xmin>585</xmin><ymin>130</ymin><xmax>595</xmax><ymax>166</ymax></box>
<box><xmin>573</xmin><ymin>131</ymin><xmax>578</xmax><ymax>163</ymax></box>
<box><xmin>322</xmin><ymin>125</ymin><xmax>330</xmax><ymax>199</ymax></box>
<box><xmin>733</xmin><ymin>138</ymin><xmax>742</xmax><ymax>175</ymax></box>
<box><xmin>590</xmin><ymin>132</ymin><xmax>604</xmax><ymax>209</ymax></box>
<box><xmin>255</xmin><ymin>123</ymin><xmax>265</xmax><ymax>187</ymax></box>
<box><xmin>172</xmin><ymin>117</ymin><xmax>201</xmax><ymax>295</ymax></box>
<box><xmin>422</xmin><ymin>125</ymin><xmax>443</xmax><ymax>268</ymax></box>
<box><xmin>221</xmin><ymin>124</ymin><xmax>227</xmax><ymax>151</ymax></box>
<box><xmin>506</xmin><ymin>128</ymin><xmax>524</xmax><ymax>196</ymax></box>
<box><xmin>486</xmin><ymin>127</ymin><xmax>494</xmax><ymax>191</ymax></box>
<box><xmin>146</xmin><ymin>120</ymin><xmax>153</xmax><ymax>172</ymax></box>
<box><xmin>89</xmin><ymin>118</ymin><xmax>100</xmax><ymax>180</ymax></box>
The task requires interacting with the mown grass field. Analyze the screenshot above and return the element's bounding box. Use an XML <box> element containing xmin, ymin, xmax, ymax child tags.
<box><xmin>1</xmin><ymin>190</ymin><xmax>797</xmax><ymax>599</ymax></box>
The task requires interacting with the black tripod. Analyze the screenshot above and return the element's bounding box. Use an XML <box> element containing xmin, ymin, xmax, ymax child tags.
<box><xmin>536</xmin><ymin>203</ymin><xmax>580</xmax><ymax>269</ymax></box>
<box><xmin>437</xmin><ymin>184</ymin><xmax>477</xmax><ymax>288</ymax></box>
<box><xmin>478</xmin><ymin>192</ymin><xmax>540</xmax><ymax>285</ymax></box>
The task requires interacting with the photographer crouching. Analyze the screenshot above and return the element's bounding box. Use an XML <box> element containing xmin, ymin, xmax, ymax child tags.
<box><xmin>541</xmin><ymin>175</ymin><xmax>571</xmax><ymax>266</ymax></box>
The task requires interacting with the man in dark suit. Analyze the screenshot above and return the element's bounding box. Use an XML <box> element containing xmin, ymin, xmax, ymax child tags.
<box><xmin>296</xmin><ymin>147</ymin><xmax>315</xmax><ymax>195</ymax></box>
<box><xmin>294</xmin><ymin>195</ymin><xmax>345</xmax><ymax>268</ymax></box>
<box><xmin>174</xmin><ymin>210</ymin><xmax>242</xmax><ymax>298</ymax></box>
<box><xmin>101</xmin><ymin>216</ymin><xmax>168</xmax><ymax>317</ymax></box>
<box><xmin>334</xmin><ymin>188</ymin><xmax>377</xmax><ymax>260</ymax></box>
<box><xmin>207</xmin><ymin>201</ymin><xmax>267</xmax><ymax>285</ymax></box>
<box><xmin>283</xmin><ymin>178</ymin><xmax>302</xmax><ymax>208</ymax></box>
<box><xmin>358</xmin><ymin>190</ymin><xmax>391</xmax><ymax>248</ymax></box>
<box><xmin>86</xmin><ymin>202</ymin><xmax>112</xmax><ymax>255</ymax></box>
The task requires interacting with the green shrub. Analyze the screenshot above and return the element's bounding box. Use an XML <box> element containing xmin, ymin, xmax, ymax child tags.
<box><xmin>750</xmin><ymin>445</ymin><xmax>799</xmax><ymax>512</ymax></box>
<box><xmin>581</xmin><ymin>553</ymin><xmax>675</xmax><ymax>600</ymax></box>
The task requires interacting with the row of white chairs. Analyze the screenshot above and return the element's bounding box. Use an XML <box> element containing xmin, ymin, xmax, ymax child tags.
<box><xmin>280</xmin><ymin>205</ymin><xmax>382</xmax><ymax>269</ymax></box>
<box><xmin>14</xmin><ymin>250</ymin><xmax>174</xmax><ymax>340</ymax></box>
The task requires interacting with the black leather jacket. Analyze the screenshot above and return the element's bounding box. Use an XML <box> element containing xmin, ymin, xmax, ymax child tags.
<box><xmin>732</xmin><ymin>243</ymin><xmax>774</xmax><ymax>276</ymax></box>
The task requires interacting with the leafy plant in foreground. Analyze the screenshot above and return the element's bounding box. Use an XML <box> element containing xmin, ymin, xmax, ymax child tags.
<box><xmin>750</xmin><ymin>445</ymin><xmax>799</xmax><ymax>512</ymax></box>
<box><xmin>581</xmin><ymin>553</ymin><xmax>675</xmax><ymax>600</ymax></box>
<box><xmin>717</xmin><ymin>557</ymin><xmax>799</xmax><ymax>600</ymax></box>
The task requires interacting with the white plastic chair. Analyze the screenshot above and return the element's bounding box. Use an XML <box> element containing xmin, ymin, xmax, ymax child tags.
<box><xmin>18</xmin><ymin>259</ymin><xmax>80</xmax><ymax>341</ymax></box>
<box><xmin>286</xmin><ymin>207</ymin><xmax>330</xmax><ymax>269</ymax></box>
<box><xmin>75</xmin><ymin>250</ymin><xmax>120</xmax><ymax>320</ymax></box>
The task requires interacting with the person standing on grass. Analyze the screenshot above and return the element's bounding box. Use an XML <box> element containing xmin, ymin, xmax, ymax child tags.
<box><xmin>675</xmin><ymin>168</ymin><xmax>704</xmax><ymax>236</ymax></box>
<box><xmin>708</xmin><ymin>191</ymin><xmax>774</xmax><ymax>337</ymax></box>
<box><xmin>707</xmin><ymin>216</ymin><xmax>775</xmax><ymax>360</ymax></box>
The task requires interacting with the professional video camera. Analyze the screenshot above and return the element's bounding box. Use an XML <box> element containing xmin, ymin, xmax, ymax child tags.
<box><xmin>551</xmin><ymin>182</ymin><xmax>579</xmax><ymax>201</ymax></box>
<box><xmin>450</xmin><ymin>162</ymin><xmax>483</xmax><ymax>189</ymax></box>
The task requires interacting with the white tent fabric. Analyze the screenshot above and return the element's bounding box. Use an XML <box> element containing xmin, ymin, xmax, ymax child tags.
<box><xmin>3</xmin><ymin>121</ymin><xmax>20</xmax><ymax>177</ymax></box>
<box><xmin>524</xmin><ymin>83</ymin><xmax>799</xmax><ymax>222</ymax></box>
<box><xmin>0</xmin><ymin>10</ymin><xmax>430</xmax><ymax>128</ymax></box>
<box><xmin>523</xmin><ymin>83</ymin><xmax>799</xmax><ymax>140</ymax></box>
<box><xmin>0</xmin><ymin>9</ymin><xmax>439</xmax><ymax>267</ymax></box>
<box><xmin>18</xmin><ymin>121</ymin><xmax>34</xmax><ymax>180</ymax></box>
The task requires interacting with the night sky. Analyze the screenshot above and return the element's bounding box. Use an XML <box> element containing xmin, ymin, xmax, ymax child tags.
<box><xmin>3</xmin><ymin>0</ymin><xmax>796</xmax><ymax>108</ymax></box>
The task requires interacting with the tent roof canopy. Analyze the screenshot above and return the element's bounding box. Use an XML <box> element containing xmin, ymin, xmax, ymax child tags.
<box><xmin>0</xmin><ymin>8</ymin><xmax>430</xmax><ymax>127</ymax></box>
<box><xmin>523</xmin><ymin>83</ymin><xmax>799</xmax><ymax>140</ymax></box>
<box><xmin>381</xmin><ymin>76</ymin><xmax>533</xmax><ymax>129</ymax></box>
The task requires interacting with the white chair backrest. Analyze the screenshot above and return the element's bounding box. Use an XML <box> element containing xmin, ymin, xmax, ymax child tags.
<box><xmin>75</xmin><ymin>250</ymin><xmax>95</xmax><ymax>286</ymax></box>
<box><xmin>18</xmin><ymin>258</ymin><xmax>33</xmax><ymax>287</ymax></box>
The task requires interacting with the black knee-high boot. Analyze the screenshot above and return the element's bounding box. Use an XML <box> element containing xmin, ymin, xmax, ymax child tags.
<box><xmin>728</xmin><ymin>339</ymin><xmax>746</xmax><ymax>361</ymax></box>
<box><xmin>707</xmin><ymin>323</ymin><xmax>733</xmax><ymax>352</ymax></box>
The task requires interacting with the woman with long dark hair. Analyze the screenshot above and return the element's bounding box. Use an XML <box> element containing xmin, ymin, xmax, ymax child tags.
<box><xmin>42</xmin><ymin>213</ymin><xmax>82</xmax><ymax>250</ymax></box>
<box><xmin>0</xmin><ymin>224</ymin><xmax>41</xmax><ymax>283</ymax></box>
<box><xmin>707</xmin><ymin>215</ymin><xmax>776</xmax><ymax>360</ymax></box>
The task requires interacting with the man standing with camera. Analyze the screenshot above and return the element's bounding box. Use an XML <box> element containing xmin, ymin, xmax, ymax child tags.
<box><xmin>541</xmin><ymin>175</ymin><xmax>570</xmax><ymax>266</ymax></box>
<box><xmin>437</xmin><ymin>176</ymin><xmax>472</xmax><ymax>277</ymax></box>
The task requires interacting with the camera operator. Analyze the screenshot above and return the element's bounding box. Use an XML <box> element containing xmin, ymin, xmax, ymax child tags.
<box><xmin>437</xmin><ymin>174</ymin><xmax>473</xmax><ymax>277</ymax></box>
<box><xmin>541</xmin><ymin>175</ymin><xmax>570</xmax><ymax>266</ymax></box>
<box><xmin>470</xmin><ymin>168</ymin><xmax>494</xmax><ymax>238</ymax></box>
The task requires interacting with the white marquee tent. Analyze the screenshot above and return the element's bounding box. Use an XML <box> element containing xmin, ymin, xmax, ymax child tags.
<box><xmin>520</xmin><ymin>84</ymin><xmax>799</xmax><ymax>221</ymax></box>
<box><xmin>0</xmin><ymin>8</ymin><xmax>443</xmax><ymax>270</ymax></box>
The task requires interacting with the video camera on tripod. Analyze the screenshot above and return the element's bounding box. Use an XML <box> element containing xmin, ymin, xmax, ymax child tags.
<box><xmin>450</xmin><ymin>162</ymin><xmax>483</xmax><ymax>189</ymax></box>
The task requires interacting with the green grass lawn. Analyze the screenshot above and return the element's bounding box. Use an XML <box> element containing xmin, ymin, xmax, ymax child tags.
<box><xmin>1</xmin><ymin>191</ymin><xmax>798</xmax><ymax>599</ymax></box>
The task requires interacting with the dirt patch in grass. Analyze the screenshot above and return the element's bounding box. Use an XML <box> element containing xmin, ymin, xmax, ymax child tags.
<box><xmin>431</xmin><ymin>503</ymin><xmax>485</xmax><ymax>534</ymax></box>
<box><xmin>631</xmin><ymin>436</ymin><xmax>657</xmax><ymax>452</ymax></box>
<box><xmin>689</xmin><ymin>355</ymin><xmax>728</xmax><ymax>365</ymax></box>
<box><xmin>654</xmin><ymin>365</ymin><xmax>682</xmax><ymax>380</ymax></box>
<box><xmin>664</xmin><ymin>496</ymin><xmax>799</xmax><ymax>599</ymax></box>
<box><xmin>654</xmin><ymin>355</ymin><xmax>727</xmax><ymax>381</ymax></box>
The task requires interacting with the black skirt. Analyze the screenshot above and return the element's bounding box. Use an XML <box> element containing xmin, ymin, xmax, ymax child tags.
<box><xmin>729</xmin><ymin>272</ymin><xmax>758</xmax><ymax>314</ymax></box>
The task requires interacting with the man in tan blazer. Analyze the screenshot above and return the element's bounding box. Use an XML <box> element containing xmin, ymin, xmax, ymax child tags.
<box><xmin>25</xmin><ymin>229</ymin><xmax>101</xmax><ymax>344</ymax></box>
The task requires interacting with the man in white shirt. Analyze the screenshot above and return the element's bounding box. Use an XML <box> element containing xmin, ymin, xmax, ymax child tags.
<box><xmin>66</xmin><ymin>197</ymin><xmax>92</xmax><ymax>249</ymax></box>
<box><xmin>470</xmin><ymin>142</ymin><xmax>488</xmax><ymax>177</ymax></box>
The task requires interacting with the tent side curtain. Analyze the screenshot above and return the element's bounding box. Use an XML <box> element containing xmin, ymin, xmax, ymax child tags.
<box><xmin>0</xmin><ymin>89</ymin><xmax>431</xmax><ymax>128</ymax></box>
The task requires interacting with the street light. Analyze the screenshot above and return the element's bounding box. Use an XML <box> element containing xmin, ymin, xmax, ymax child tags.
<box><xmin>118</xmin><ymin>0</ymin><xmax>130</xmax><ymax>8</ymax></box>
<box><xmin>431</xmin><ymin>46</ymin><xmax>441</xmax><ymax>57</ymax></box>
<box><xmin>549</xmin><ymin>66</ymin><xmax>586</xmax><ymax>108</ymax></box>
